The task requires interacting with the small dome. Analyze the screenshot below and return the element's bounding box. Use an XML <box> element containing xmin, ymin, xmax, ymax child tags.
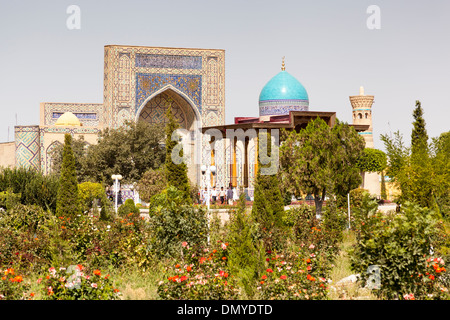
<box><xmin>259</xmin><ymin>64</ymin><xmax>309</xmax><ymax>116</ymax></box>
<box><xmin>55</xmin><ymin>112</ymin><xmax>82</xmax><ymax>126</ymax></box>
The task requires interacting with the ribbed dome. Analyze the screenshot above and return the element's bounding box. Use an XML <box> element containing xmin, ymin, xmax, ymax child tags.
<box><xmin>55</xmin><ymin>112</ymin><xmax>82</xmax><ymax>126</ymax></box>
<box><xmin>259</xmin><ymin>68</ymin><xmax>309</xmax><ymax>116</ymax></box>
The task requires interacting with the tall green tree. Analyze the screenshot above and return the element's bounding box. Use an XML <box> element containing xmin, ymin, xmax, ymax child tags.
<box><xmin>56</xmin><ymin>134</ymin><xmax>81</xmax><ymax>217</ymax></box>
<box><xmin>280</xmin><ymin>118</ymin><xmax>365</xmax><ymax>217</ymax></box>
<box><xmin>251</xmin><ymin>130</ymin><xmax>285</xmax><ymax>251</ymax></box>
<box><xmin>164</xmin><ymin>104</ymin><xmax>191</xmax><ymax>203</ymax></box>
<box><xmin>411</xmin><ymin>100</ymin><xmax>429</xmax><ymax>156</ymax></box>
<box><xmin>381</xmin><ymin>102</ymin><xmax>445</xmax><ymax>214</ymax></box>
<box><xmin>228</xmin><ymin>190</ymin><xmax>265</xmax><ymax>299</ymax></box>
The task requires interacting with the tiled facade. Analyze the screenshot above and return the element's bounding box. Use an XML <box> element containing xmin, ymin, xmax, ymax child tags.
<box><xmin>13</xmin><ymin>45</ymin><xmax>226</xmax><ymax>188</ymax></box>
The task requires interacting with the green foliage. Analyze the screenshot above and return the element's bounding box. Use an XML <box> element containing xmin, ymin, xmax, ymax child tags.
<box><xmin>157</xmin><ymin>244</ymin><xmax>240</xmax><ymax>300</ymax></box>
<box><xmin>49</xmin><ymin>135</ymin><xmax>89</xmax><ymax>181</ymax></box>
<box><xmin>0</xmin><ymin>268</ymin><xmax>33</xmax><ymax>300</ymax></box>
<box><xmin>257</xmin><ymin>250</ymin><xmax>329</xmax><ymax>300</ymax></box>
<box><xmin>137</xmin><ymin>167</ymin><xmax>167</xmax><ymax>203</ymax></box>
<box><xmin>148</xmin><ymin>186</ymin><xmax>208</xmax><ymax>258</ymax></box>
<box><xmin>56</xmin><ymin>134</ymin><xmax>81</xmax><ymax>217</ymax></box>
<box><xmin>39</xmin><ymin>265</ymin><xmax>121</xmax><ymax>300</ymax></box>
<box><xmin>280</xmin><ymin>118</ymin><xmax>364</xmax><ymax>217</ymax></box>
<box><xmin>227</xmin><ymin>191</ymin><xmax>266</xmax><ymax>298</ymax></box>
<box><xmin>78</xmin><ymin>181</ymin><xmax>109</xmax><ymax>218</ymax></box>
<box><xmin>164</xmin><ymin>104</ymin><xmax>191</xmax><ymax>203</ymax></box>
<box><xmin>82</xmin><ymin>120</ymin><xmax>165</xmax><ymax>184</ymax></box>
<box><xmin>117</xmin><ymin>198</ymin><xmax>140</xmax><ymax>218</ymax></box>
<box><xmin>0</xmin><ymin>190</ymin><xmax>21</xmax><ymax>210</ymax></box>
<box><xmin>349</xmin><ymin>202</ymin><xmax>448</xmax><ymax>300</ymax></box>
<box><xmin>0</xmin><ymin>167</ymin><xmax>59</xmax><ymax>212</ymax></box>
<box><xmin>381</xmin><ymin>104</ymin><xmax>445</xmax><ymax>212</ymax></box>
<box><xmin>411</xmin><ymin>100</ymin><xmax>429</xmax><ymax>156</ymax></box>
<box><xmin>356</xmin><ymin>148</ymin><xmax>387</xmax><ymax>173</ymax></box>
<box><xmin>380</xmin><ymin>171</ymin><xmax>387</xmax><ymax>200</ymax></box>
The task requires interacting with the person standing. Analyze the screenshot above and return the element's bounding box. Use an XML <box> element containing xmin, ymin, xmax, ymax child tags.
<box><xmin>227</xmin><ymin>185</ymin><xmax>233</xmax><ymax>205</ymax></box>
<box><xmin>117</xmin><ymin>190</ymin><xmax>123</xmax><ymax>206</ymax></box>
<box><xmin>211</xmin><ymin>186</ymin><xmax>217</xmax><ymax>204</ymax></box>
<box><xmin>219</xmin><ymin>187</ymin><xmax>225</xmax><ymax>205</ymax></box>
<box><xmin>201</xmin><ymin>187</ymin><xmax>209</xmax><ymax>205</ymax></box>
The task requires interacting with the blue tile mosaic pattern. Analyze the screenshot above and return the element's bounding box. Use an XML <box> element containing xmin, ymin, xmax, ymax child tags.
<box><xmin>135</xmin><ymin>73</ymin><xmax>202</xmax><ymax>115</ymax></box>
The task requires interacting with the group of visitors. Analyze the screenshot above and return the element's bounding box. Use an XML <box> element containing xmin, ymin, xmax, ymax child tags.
<box><xmin>200</xmin><ymin>184</ymin><xmax>239</xmax><ymax>206</ymax></box>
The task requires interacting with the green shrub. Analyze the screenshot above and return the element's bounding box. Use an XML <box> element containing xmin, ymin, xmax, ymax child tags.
<box><xmin>0</xmin><ymin>267</ymin><xmax>34</xmax><ymax>300</ymax></box>
<box><xmin>157</xmin><ymin>242</ymin><xmax>240</xmax><ymax>300</ymax></box>
<box><xmin>38</xmin><ymin>264</ymin><xmax>121</xmax><ymax>300</ymax></box>
<box><xmin>349</xmin><ymin>202</ymin><xmax>449</xmax><ymax>300</ymax></box>
<box><xmin>148</xmin><ymin>186</ymin><xmax>208</xmax><ymax>258</ymax></box>
<box><xmin>118</xmin><ymin>198</ymin><xmax>140</xmax><ymax>217</ymax></box>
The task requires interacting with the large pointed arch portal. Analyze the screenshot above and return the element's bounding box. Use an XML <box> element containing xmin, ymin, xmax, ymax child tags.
<box><xmin>136</xmin><ymin>85</ymin><xmax>201</xmax><ymax>185</ymax></box>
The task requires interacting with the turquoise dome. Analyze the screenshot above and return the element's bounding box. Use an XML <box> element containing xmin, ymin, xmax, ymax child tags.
<box><xmin>259</xmin><ymin>70</ymin><xmax>309</xmax><ymax>102</ymax></box>
<box><xmin>258</xmin><ymin>69</ymin><xmax>309</xmax><ymax>116</ymax></box>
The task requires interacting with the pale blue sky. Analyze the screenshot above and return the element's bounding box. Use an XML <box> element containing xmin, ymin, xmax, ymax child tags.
<box><xmin>1</xmin><ymin>0</ymin><xmax>449</xmax><ymax>150</ymax></box>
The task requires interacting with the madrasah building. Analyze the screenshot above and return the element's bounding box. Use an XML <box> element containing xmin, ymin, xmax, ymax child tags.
<box><xmin>0</xmin><ymin>45</ymin><xmax>380</xmax><ymax>200</ymax></box>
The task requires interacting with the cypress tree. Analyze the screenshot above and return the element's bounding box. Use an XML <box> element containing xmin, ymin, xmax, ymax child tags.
<box><xmin>164</xmin><ymin>103</ymin><xmax>191</xmax><ymax>203</ymax></box>
<box><xmin>228</xmin><ymin>189</ymin><xmax>265</xmax><ymax>299</ymax></box>
<box><xmin>251</xmin><ymin>131</ymin><xmax>285</xmax><ymax>251</ymax></box>
<box><xmin>56</xmin><ymin>133</ymin><xmax>81</xmax><ymax>217</ymax></box>
<box><xmin>411</xmin><ymin>100</ymin><xmax>429</xmax><ymax>156</ymax></box>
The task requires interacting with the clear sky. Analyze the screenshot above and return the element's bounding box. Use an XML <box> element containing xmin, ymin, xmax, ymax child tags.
<box><xmin>1</xmin><ymin>0</ymin><xmax>449</xmax><ymax>150</ymax></box>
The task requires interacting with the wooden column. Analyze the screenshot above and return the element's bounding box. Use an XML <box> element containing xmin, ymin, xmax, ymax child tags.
<box><xmin>232</xmin><ymin>137</ymin><xmax>237</xmax><ymax>187</ymax></box>
<box><xmin>244</xmin><ymin>137</ymin><xmax>249</xmax><ymax>188</ymax></box>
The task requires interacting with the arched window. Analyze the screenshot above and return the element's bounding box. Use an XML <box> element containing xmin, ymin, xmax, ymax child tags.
<box><xmin>358</xmin><ymin>113</ymin><xmax>363</xmax><ymax>119</ymax></box>
<box><xmin>365</xmin><ymin>113</ymin><xmax>369</xmax><ymax>119</ymax></box>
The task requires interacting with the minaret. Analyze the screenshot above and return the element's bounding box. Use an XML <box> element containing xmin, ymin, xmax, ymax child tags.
<box><xmin>350</xmin><ymin>86</ymin><xmax>375</xmax><ymax>148</ymax></box>
<box><xmin>350</xmin><ymin>87</ymin><xmax>380</xmax><ymax>196</ymax></box>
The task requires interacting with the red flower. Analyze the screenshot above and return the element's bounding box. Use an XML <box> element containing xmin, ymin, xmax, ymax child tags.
<box><xmin>266</xmin><ymin>268</ymin><xmax>273</xmax><ymax>273</ymax></box>
<box><xmin>180</xmin><ymin>276</ymin><xmax>187</xmax><ymax>282</ymax></box>
<box><xmin>429</xmin><ymin>275</ymin><xmax>435</xmax><ymax>280</ymax></box>
<box><xmin>93</xmin><ymin>269</ymin><xmax>101</xmax><ymax>276</ymax></box>
<box><xmin>280</xmin><ymin>275</ymin><xmax>287</xmax><ymax>280</ymax></box>
<box><xmin>186</xmin><ymin>265</ymin><xmax>192</xmax><ymax>272</ymax></box>
<box><xmin>261</xmin><ymin>275</ymin><xmax>267</xmax><ymax>280</ymax></box>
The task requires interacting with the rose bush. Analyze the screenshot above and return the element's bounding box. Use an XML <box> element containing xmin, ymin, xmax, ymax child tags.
<box><xmin>157</xmin><ymin>241</ymin><xmax>240</xmax><ymax>300</ymax></box>
<box><xmin>0</xmin><ymin>267</ymin><xmax>34</xmax><ymax>300</ymax></box>
<box><xmin>38</xmin><ymin>264</ymin><xmax>120</xmax><ymax>300</ymax></box>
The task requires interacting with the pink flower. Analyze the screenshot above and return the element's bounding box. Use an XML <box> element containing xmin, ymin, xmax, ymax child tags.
<box><xmin>221</xmin><ymin>243</ymin><xmax>227</xmax><ymax>250</ymax></box>
<box><xmin>403</xmin><ymin>293</ymin><xmax>415</xmax><ymax>300</ymax></box>
<box><xmin>91</xmin><ymin>283</ymin><xmax>97</xmax><ymax>288</ymax></box>
<box><xmin>309</xmin><ymin>244</ymin><xmax>315</xmax><ymax>249</ymax></box>
<box><xmin>182</xmin><ymin>242</ymin><xmax>188</xmax><ymax>248</ymax></box>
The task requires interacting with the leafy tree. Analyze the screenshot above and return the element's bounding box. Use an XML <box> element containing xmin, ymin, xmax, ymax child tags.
<box><xmin>0</xmin><ymin>167</ymin><xmax>59</xmax><ymax>212</ymax></box>
<box><xmin>137</xmin><ymin>167</ymin><xmax>167</xmax><ymax>203</ymax></box>
<box><xmin>82</xmin><ymin>120</ymin><xmax>165</xmax><ymax>184</ymax></box>
<box><xmin>56</xmin><ymin>134</ymin><xmax>81</xmax><ymax>217</ymax></box>
<box><xmin>164</xmin><ymin>104</ymin><xmax>191</xmax><ymax>203</ymax></box>
<box><xmin>381</xmin><ymin>102</ymin><xmax>444</xmax><ymax>213</ymax></box>
<box><xmin>280</xmin><ymin>118</ymin><xmax>365</xmax><ymax>217</ymax></box>
<box><xmin>356</xmin><ymin>148</ymin><xmax>387</xmax><ymax>174</ymax></box>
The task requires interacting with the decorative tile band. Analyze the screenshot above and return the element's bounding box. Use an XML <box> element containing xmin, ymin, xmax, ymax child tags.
<box><xmin>259</xmin><ymin>100</ymin><xmax>309</xmax><ymax>116</ymax></box>
<box><xmin>135</xmin><ymin>53</ymin><xmax>202</xmax><ymax>70</ymax></box>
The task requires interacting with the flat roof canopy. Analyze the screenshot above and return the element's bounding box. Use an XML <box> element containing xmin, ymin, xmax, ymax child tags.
<box><xmin>201</xmin><ymin>111</ymin><xmax>369</xmax><ymax>133</ymax></box>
